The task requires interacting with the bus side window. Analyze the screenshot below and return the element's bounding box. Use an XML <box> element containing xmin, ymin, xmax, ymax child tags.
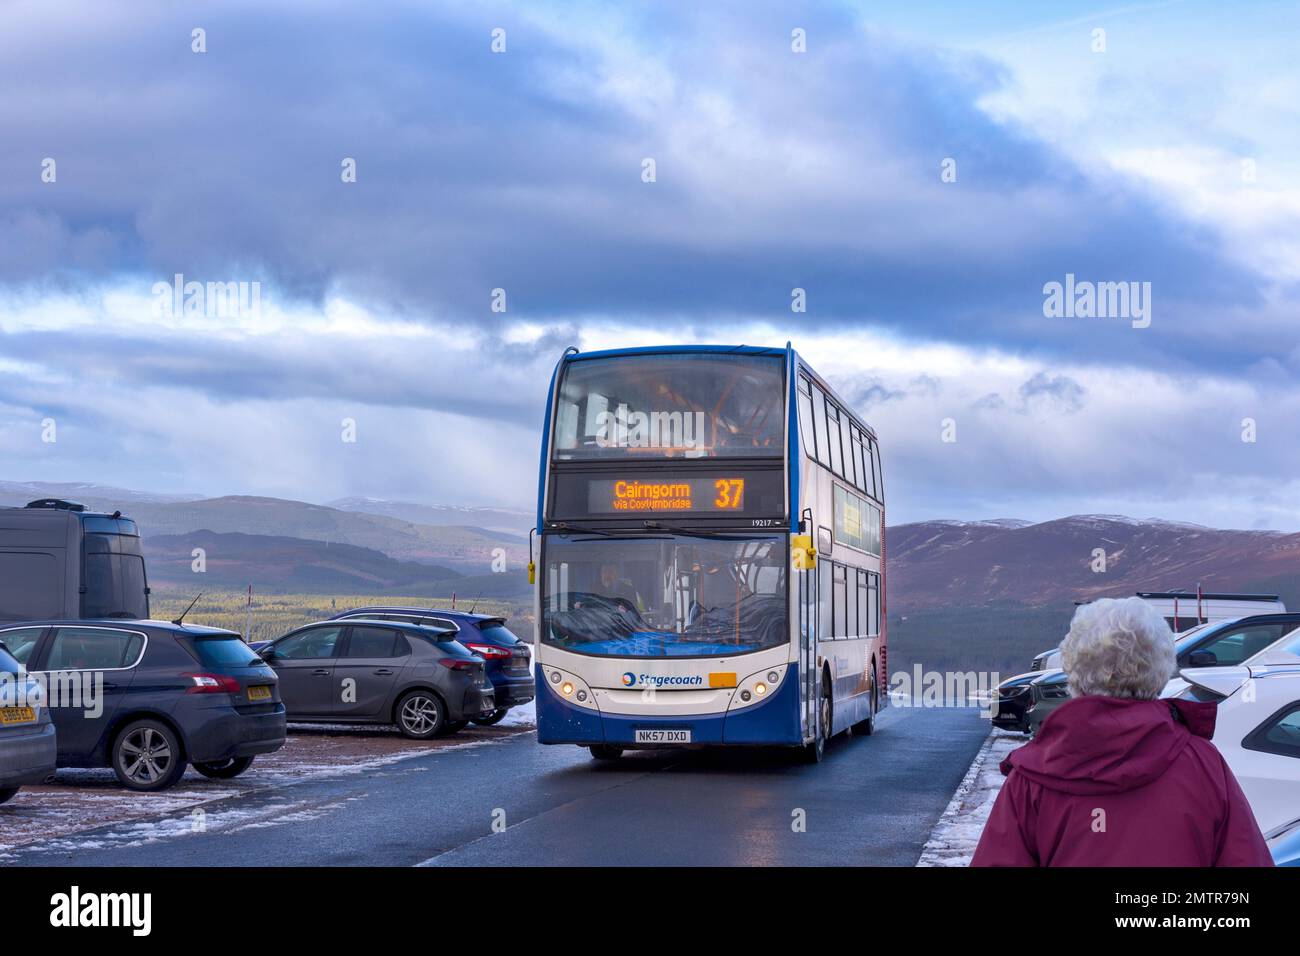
<box><xmin>832</xmin><ymin>563</ymin><xmax>848</xmax><ymax>640</ymax></box>
<box><xmin>797</xmin><ymin>376</ymin><xmax>817</xmax><ymax>461</ymax></box>
<box><xmin>857</xmin><ymin>570</ymin><xmax>868</xmax><ymax>639</ymax></box>
<box><xmin>825</xmin><ymin>401</ymin><xmax>843</xmax><ymax>477</ymax></box>
<box><xmin>869</xmin><ymin>439</ymin><xmax>883</xmax><ymax>500</ymax></box>
<box><xmin>812</xmin><ymin>385</ymin><xmax>830</xmax><ymax>469</ymax></box>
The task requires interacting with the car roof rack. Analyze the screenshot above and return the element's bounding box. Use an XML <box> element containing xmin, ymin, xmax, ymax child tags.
<box><xmin>23</xmin><ymin>498</ymin><xmax>86</xmax><ymax>512</ymax></box>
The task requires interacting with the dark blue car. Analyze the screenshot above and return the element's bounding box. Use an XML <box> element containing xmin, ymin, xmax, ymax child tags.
<box><xmin>328</xmin><ymin>607</ymin><xmax>532</xmax><ymax>725</ymax></box>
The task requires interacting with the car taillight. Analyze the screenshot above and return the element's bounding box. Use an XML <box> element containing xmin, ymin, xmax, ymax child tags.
<box><xmin>438</xmin><ymin>659</ymin><xmax>477</xmax><ymax>671</ymax></box>
<box><xmin>463</xmin><ymin>642</ymin><xmax>511</xmax><ymax>660</ymax></box>
<box><xmin>183</xmin><ymin>672</ymin><xmax>241</xmax><ymax>694</ymax></box>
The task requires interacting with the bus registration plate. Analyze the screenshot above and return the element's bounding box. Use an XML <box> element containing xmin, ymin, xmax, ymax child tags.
<box><xmin>635</xmin><ymin>729</ymin><xmax>691</xmax><ymax>744</ymax></box>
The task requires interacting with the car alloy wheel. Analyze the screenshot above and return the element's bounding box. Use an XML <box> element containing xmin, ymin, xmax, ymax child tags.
<box><xmin>397</xmin><ymin>691</ymin><xmax>444</xmax><ymax>739</ymax></box>
<box><xmin>113</xmin><ymin>720</ymin><xmax>186</xmax><ymax>791</ymax></box>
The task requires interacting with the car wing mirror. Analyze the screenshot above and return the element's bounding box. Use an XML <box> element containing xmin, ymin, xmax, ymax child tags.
<box><xmin>1186</xmin><ymin>650</ymin><xmax>1218</xmax><ymax>668</ymax></box>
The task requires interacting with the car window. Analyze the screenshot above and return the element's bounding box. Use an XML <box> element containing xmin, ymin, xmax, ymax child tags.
<box><xmin>344</xmin><ymin>626</ymin><xmax>406</xmax><ymax>658</ymax></box>
<box><xmin>0</xmin><ymin>644</ymin><xmax>21</xmax><ymax>675</ymax></box>
<box><xmin>477</xmin><ymin>623</ymin><xmax>521</xmax><ymax>645</ymax></box>
<box><xmin>274</xmin><ymin>626</ymin><xmax>343</xmax><ymax>660</ymax></box>
<box><xmin>186</xmin><ymin>635</ymin><xmax>262</xmax><ymax>667</ymax></box>
<box><xmin>45</xmin><ymin>627</ymin><xmax>145</xmax><ymax>670</ymax></box>
<box><xmin>1245</xmin><ymin>706</ymin><xmax>1300</xmax><ymax>759</ymax></box>
<box><xmin>1197</xmin><ymin>624</ymin><xmax>1290</xmax><ymax>666</ymax></box>
<box><xmin>0</xmin><ymin>627</ymin><xmax>45</xmax><ymax>667</ymax></box>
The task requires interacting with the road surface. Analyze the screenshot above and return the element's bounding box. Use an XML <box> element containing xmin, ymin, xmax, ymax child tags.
<box><xmin>9</xmin><ymin>706</ymin><xmax>989</xmax><ymax>866</ymax></box>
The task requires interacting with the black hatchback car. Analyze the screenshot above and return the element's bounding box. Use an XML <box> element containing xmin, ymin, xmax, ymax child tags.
<box><xmin>0</xmin><ymin>619</ymin><xmax>286</xmax><ymax>791</ymax></box>
<box><xmin>255</xmin><ymin>619</ymin><xmax>495</xmax><ymax>738</ymax></box>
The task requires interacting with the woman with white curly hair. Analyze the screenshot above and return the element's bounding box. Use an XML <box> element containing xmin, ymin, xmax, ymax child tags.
<box><xmin>973</xmin><ymin>596</ymin><xmax>1271</xmax><ymax>866</ymax></box>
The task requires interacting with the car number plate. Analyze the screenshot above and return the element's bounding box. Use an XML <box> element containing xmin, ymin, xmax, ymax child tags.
<box><xmin>246</xmin><ymin>685</ymin><xmax>272</xmax><ymax>702</ymax></box>
<box><xmin>635</xmin><ymin>729</ymin><xmax>691</xmax><ymax>744</ymax></box>
<box><xmin>0</xmin><ymin>706</ymin><xmax>36</xmax><ymax>725</ymax></box>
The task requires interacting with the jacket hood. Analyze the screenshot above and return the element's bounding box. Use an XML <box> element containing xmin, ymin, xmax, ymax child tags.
<box><xmin>1002</xmin><ymin>696</ymin><xmax>1217</xmax><ymax>795</ymax></box>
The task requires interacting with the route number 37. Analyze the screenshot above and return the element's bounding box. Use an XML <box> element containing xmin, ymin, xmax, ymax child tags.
<box><xmin>713</xmin><ymin>478</ymin><xmax>745</xmax><ymax>510</ymax></box>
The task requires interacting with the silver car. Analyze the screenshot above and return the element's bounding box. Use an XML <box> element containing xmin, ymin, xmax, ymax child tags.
<box><xmin>0</xmin><ymin>638</ymin><xmax>57</xmax><ymax>804</ymax></box>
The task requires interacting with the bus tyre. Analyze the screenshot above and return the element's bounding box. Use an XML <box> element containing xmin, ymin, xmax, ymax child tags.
<box><xmin>589</xmin><ymin>745</ymin><xmax>624</xmax><ymax>761</ymax></box>
<box><xmin>803</xmin><ymin>680</ymin><xmax>831</xmax><ymax>763</ymax></box>
<box><xmin>852</xmin><ymin>667</ymin><xmax>878</xmax><ymax>736</ymax></box>
<box><xmin>0</xmin><ymin>787</ymin><xmax>18</xmax><ymax>805</ymax></box>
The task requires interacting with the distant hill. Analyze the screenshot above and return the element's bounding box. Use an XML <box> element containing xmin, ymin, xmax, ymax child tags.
<box><xmin>887</xmin><ymin>515</ymin><xmax>1300</xmax><ymax>610</ymax></box>
<box><xmin>328</xmin><ymin>497</ymin><xmax>531</xmax><ymax>537</ymax></box>
<box><xmin>144</xmin><ymin>530</ymin><xmax>467</xmax><ymax>593</ymax></box>
<box><xmin>113</xmin><ymin>496</ymin><xmax>526</xmax><ymax>574</ymax></box>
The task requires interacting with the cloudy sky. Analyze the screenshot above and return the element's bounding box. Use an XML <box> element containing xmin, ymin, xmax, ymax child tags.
<box><xmin>2</xmin><ymin>0</ymin><xmax>1298</xmax><ymax>528</ymax></box>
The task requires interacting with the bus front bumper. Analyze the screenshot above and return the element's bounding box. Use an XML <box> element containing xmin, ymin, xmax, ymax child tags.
<box><xmin>535</xmin><ymin>669</ymin><xmax>803</xmax><ymax>747</ymax></box>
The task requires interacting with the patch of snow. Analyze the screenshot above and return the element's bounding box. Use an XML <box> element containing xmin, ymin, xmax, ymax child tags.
<box><xmin>916</xmin><ymin>730</ymin><xmax>1027</xmax><ymax>867</ymax></box>
<box><xmin>498</xmin><ymin>700</ymin><xmax>535</xmax><ymax>728</ymax></box>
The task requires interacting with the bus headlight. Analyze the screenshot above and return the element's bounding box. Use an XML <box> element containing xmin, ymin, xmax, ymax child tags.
<box><xmin>728</xmin><ymin>665</ymin><xmax>786</xmax><ymax>712</ymax></box>
<box><xmin>541</xmin><ymin>666</ymin><xmax>599</xmax><ymax>711</ymax></box>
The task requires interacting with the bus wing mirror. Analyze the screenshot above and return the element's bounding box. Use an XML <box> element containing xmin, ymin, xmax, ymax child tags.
<box><xmin>817</xmin><ymin>526</ymin><xmax>834</xmax><ymax>558</ymax></box>
<box><xmin>527</xmin><ymin>561</ymin><xmax>536</xmax><ymax>585</ymax></box>
<box><xmin>792</xmin><ymin>534</ymin><xmax>816</xmax><ymax>569</ymax></box>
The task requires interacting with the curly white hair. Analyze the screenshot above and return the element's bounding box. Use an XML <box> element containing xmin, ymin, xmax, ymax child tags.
<box><xmin>1060</xmin><ymin>597</ymin><xmax>1176</xmax><ymax>700</ymax></box>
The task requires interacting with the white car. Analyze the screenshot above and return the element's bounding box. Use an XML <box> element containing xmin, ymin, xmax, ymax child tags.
<box><xmin>1177</xmin><ymin>629</ymin><xmax>1300</xmax><ymax>834</ymax></box>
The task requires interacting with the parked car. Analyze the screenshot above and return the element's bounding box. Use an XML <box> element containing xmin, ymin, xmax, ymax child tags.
<box><xmin>0</xmin><ymin>619</ymin><xmax>285</xmax><ymax>791</ymax></box>
<box><xmin>1028</xmin><ymin>597</ymin><xmax>1293</xmax><ymax>671</ymax></box>
<box><xmin>327</xmin><ymin>606</ymin><xmax>532</xmax><ymax>726</ymax></box>
<box><xmin>1175</xmin><ymin>632</ymin><xmax>1300</xmax><ymax>833</ymax></box>
<box><xmin>1024</xmin><ymin>614</ymin><xmax>1300</xmax><ymax>734</ymax></box>
<box><xmin>1267</xmin><ymin>817</ymin><xmax>1300</xmax><ymax>867</ymax></box>
<box><xmin>0</xmin><ymin>639</ymin><xmax>57</xmax><ymax>804</ymax></box>
<box><xmin>257</xmin><ymin>619</ymin><xmax>496</xmax><ymax>738</ymax></box>
<box><xmin>990</xmin><ymin>672</ymin><xmax>1040</xmax><ymax>733</ymax></box>
<box><xmin>0</xmin><ymin>498</ymin><xmax>150</xmax><ymax>623</ymax></box>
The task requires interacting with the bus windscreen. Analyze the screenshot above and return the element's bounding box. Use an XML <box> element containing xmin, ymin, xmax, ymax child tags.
<box><xmin>541</xmin><ymin>534</ymin><xmax>788</xmax><ymax>658</ymax></box>
<box><xmin>553</xmin><ymin>353</ymin><xmax>785</xmax><ymax>460</ymax></box>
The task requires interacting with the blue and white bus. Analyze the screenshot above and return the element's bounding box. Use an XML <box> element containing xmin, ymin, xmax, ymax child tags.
<box><xmin>532</xmin><ymin>344</ymin><xmax>886</xmax><ymax>762</ymax></box>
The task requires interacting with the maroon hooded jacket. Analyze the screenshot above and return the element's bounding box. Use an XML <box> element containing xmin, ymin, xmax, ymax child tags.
<box><xmin>971</xmin><ymin>696</ymin><xmax>1273</xmax><ymax>867</ymax></box>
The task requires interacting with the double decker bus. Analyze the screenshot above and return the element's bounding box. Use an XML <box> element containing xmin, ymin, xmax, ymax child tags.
<box><xmin>532</xmin><ymin>344</ymin><xmax>886</xmax><ymax>762</ymax></box>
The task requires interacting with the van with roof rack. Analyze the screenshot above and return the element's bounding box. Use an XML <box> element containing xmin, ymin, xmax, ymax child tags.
<box><xmin>0</xmin><ymin>499</ymin><xmax>150</xmax><ymax>623</ymax></box>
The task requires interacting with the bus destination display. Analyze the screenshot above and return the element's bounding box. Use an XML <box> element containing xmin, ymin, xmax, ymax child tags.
<box><xmin>588</xmin><ymin>477</ymin><xmax>745</xmax><ymax>513</ymax></box>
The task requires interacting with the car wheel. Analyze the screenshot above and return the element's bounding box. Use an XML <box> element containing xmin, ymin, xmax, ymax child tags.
<box><xmin>803</xmin><ymin>678</ymin><xmax>831</xmax><ymax>763</ymax></box>
<box><xmin>471</xmin><ymin>708</ymin><xmax>509</xmax><ymax>726</ymax></box>
<box><xmin>396</xmin><ymin>690</ymin><xmax>446</xmax><ymax>739</ymax></box>
<box><xmin>589</xmin><ymin>745</ymin><xmax>623</xmax><ymax>760</ymax></box>
<box><xmin>0</xmin><ymin>787</ymin><xmax>19</xmax><ymax>805</ymax></box>
<box><xmin>852</xmin><ymin>666</ymin><xmax>878</xmax><ymax>736</ymax></box>
<box><xmin>192</xmin><ymin>756</ymin><xmax>256</xmax><ymax>779</ymax></box>
<box><xmin>113</xmin><ymin>719</ymin><xmax>187</xmax><ymax>791</ymax></box>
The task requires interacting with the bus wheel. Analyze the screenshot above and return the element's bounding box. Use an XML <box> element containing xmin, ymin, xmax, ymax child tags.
<box><xmin>852</xmin><ymin>667</ymin><xmax>878</xmax><ymax>736</ymax></box>
<box><xmin>589</xmin><ymin>745</ymin><xmax>624</xmax><ymax>761</ymax></box>
<box><xmin>803</xmin><ymin>680</ymin><xmax>830</xmax><ymax>763</ymax></box>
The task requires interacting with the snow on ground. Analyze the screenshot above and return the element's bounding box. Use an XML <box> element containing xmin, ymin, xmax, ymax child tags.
<box><xmin>0</xmin><ymin>719</ymin><xmax>535</xmax><ymax>859</ymax></box>
<box><xmin>916</xmin><ymin>730</ymin><xmax>1028</xmax><ymax>867</ymax></box>
<box><xmin>498</xmin><ymin>699</ymin><xmax>535</xmax><ymax>727</ymax></box>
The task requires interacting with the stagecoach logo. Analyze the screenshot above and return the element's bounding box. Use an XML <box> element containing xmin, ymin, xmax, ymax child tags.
<box><xmin>621</xmin><ymin>672</ymin><xmax>705</xmax><ymax>688</ymax></box>
<box><xmin>595</xmin><ymin>404</ymin><xmax>707</xmax><ymax>451</ymax></box>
